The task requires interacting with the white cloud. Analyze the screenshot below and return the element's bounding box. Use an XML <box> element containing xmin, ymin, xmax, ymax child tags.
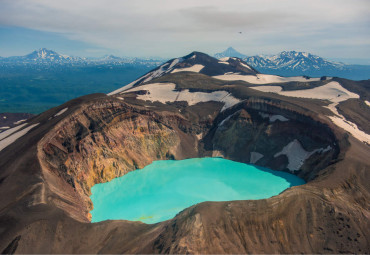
<box><xmin>0</xmin><ymin>0</ymin><xmax>369</xmax><ymax>58</ymax></box>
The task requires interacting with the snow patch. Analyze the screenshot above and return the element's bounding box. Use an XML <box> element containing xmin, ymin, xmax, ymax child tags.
<box><xmin>0</xmin><ymin>123</ymin><xmax>27</xmax><ymax>141</ymax></box>
<box><xmin>365</xmin><ymin>101</ymin><xmax>370</xmax><ymax>107</ymax></box>
<box><xmin>251</xmin><ymin>81</ymin><xmax>359</xmax><ymax>104</ymax></box>
<box><xmin>143</xmin><ymin>63</ymin><xmax>169</xmax><ymax>83</ymax></box>
<box><xmin>328</xmin><ymin>115</ymin><xmax>370</xmax><ymax>144</ymax></box>
<box><xmin>0</xmin><ymin>127</ymin><xmax>10</xmax><ymax>130</ymax></box>
<box><xmin>218</xmin><ymin>61</ymin><xmax>229</xmax><ymax>65</ymax></box>
<box><xmin>219</xmin><ymin>57</ymin><xmax>230</xmax><ymax>61</ymax></box>
<box><xmin>240</xmin><ymin>62</ymin><xmax>252</xmax><ymax>70</ymax></box>
<box><xmin>168</xmin><ymin>58</ymin><xmax>181</xmax><ymax>70</ymax></box>
<box><xmin>250</xmin><ymin>152</ymin><xmax>264</xmax><ymax>164</ymax></box>
<box><xmin>270</xmin><ymin>115</ymin><xmax>289</xmax><ymax>122</ymax></box>
<box><xmin>107</xmin><ymin>74</ymin><xmax>150</xmax><ymax>95</ymax></box>
<box><xmin>252</xmin><ymin>86</ymin><xmax>283</xmax><ymax>93</ymax></box>
<box><xmin>259</xmin><ymin>112</ymin><xmax>289</xmax><ymax>122</ymax></box>
<box><xmin>171</xmin><ymin>64</ymin><xmax>204</xmax><ymax>73</ymax></box>
<box><xmin>108</xmin><ymin>58</ymin><xmax>185</xmax><ymax>96</ymax></box>
<box><xmin>326</xmin><ymin>102</ymin><xmax>370</xmax><ymax>144</ymax></box>
<box><xmin>13</xmin><ymin>119</ymin><xmax>27</xmax><ymax>125</ymax></box>
<box><xmin>213</xmin><ymin>73</ymin><xmax>322</xmax><ymax>84</ymax></box>
<box><xmin>219</xmin><ymin>114</ymin><xmax>233</xmax><ymax>127</ymax></box>
<box><xmin>125</xmin><ymin>83</ymin><xmax>240</xmax><ymax>111</ymax></box>
<box><xmin>0</xmin><ymin>123</ymin><xmax>39</xmax><ymax>152</ymax></box>
<box><xmin>54</xmin><ymin>108</ymin><xmax>68</xmax><ymax>117</ymax></box>
<box><xmin>249</xmin><ymin>81</ymin><xmax>366</xmax><ymax>143</ymax></box>
<box><xmin>274</xmin><ymin>139</ymin><xmax>331</xmax><ymax>171</ymax></box>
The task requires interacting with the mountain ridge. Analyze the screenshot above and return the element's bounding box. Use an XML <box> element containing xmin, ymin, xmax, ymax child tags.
<box><xmin>0</xmin><ymin>48</ymin><xmax>166</xmax><ymax>66</ymax></box>
<box><xmin>214</xmin><ymin>47</ymin><xmax>370</xmax><ymax>80</ymax></box>
<box><xmin>2</xmin><ymin>47</ymin><xmax>369</xmax><ymax>80</ymax></box>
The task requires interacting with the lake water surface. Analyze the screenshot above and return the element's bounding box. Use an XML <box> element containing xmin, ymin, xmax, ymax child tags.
<box><xmin>90</xmin><ymin>158</ymin><xmax>305</xmax><ymax>224</ymax></box>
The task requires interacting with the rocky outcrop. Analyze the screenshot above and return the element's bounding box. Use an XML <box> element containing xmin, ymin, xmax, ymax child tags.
<box><xmin>38</xmin><ymin>99</ymin><xmax>202</xmax><ymax>221</ymax></box>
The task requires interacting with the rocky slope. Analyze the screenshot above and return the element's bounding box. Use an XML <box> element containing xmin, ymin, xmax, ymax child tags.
<box><xmin>0</xmin><ymin>52</ymin><xmax>369</xmax><ymax>254</ymax></box>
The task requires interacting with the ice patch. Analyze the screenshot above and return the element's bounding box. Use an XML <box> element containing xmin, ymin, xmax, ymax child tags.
<box><xmin>250</xmin><ymin>152</ymin><xmax>264</xmax><ymax>164</ymax></box>
<box><xmin>171</xmin><ymin>64</ymin><xmax>204</xmax><ymax>73</ymax></box>
<box><xmin>274</xmin><ymin>139</ymin><xmax>331</xmax><ymax>171</ymax></box>
<box><xmin>213</xmin><ymin>73</ymin><xmax>322</xmax><ymax>84</ymax></box>
<box><xmin>124</xmin><ymin>83</ymin><xmax>240</xmax><ymax>111</ymax></box>
<box><xmin>0</xmin><ymin>123</ymin><xmax>39</xmax><ymax>152</ymax></box>
<box><xmin>54</xmin><ymin>108</ymin><xmax>68</xmax><ymax>117</ymax></box>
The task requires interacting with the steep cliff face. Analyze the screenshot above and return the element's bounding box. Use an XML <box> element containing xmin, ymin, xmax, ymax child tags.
<box><xmin>35</xmin><ymin>95</ymin><xmax>339</xmax><ymax>223</ymax></box>
<box><xmin>38</xmin><ymin>100</ymin><xmax>203</xmax><ymax>220</ymax></box>
<box><xmin>203</xmin><ymin>100</ymin><xmax>339</xmax><ymax>181</ymax></box>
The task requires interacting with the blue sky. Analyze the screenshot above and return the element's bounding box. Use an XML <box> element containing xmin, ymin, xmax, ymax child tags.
<box><xmin>0</xmin><ymin>0</ymin><xmax>369</xmax><ymax>63</ymax></box>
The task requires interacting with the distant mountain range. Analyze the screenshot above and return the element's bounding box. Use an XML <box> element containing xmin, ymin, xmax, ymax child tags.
<box><xmin>215</xmin><ymin>47</ymin><xmax>370</xmax><ymax>80</ymax></box>
<box><xmin>1</xmin><ymin>48</ymin><xmax>369</xmax><ymax>80</ymax></box>
<box><xmin>0</xmin><ymin>48</ymin><xmax>165</xmax><ymax>67</ymax></box>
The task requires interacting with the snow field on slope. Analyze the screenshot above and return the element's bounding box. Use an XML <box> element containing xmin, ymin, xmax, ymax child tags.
<box><xmin>171</xmin><ymin>64</ymin><xmax>204</xmax><ymax>73</ymax></box>
<box><xmin>0</xmin><ymin>123</ymin><xmax>39</xmax><ymax>151</ymax></box>
<box><xmin>213</xmin><ymin>73</ymin><xmax>322</xmax><ymax>84</ymax></box>
<box><xmin>125</xmin><ymin>83</ymin><xmax>240</xmax><ymax>111</ymax></box>
<box><xmin>250</xmin><ymin>81</ymin><xmax>369</xmax><ymax>144</ymax></box>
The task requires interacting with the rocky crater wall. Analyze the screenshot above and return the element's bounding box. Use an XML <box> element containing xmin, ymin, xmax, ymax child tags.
<box><xmin>37</xmin><ymin>98</ymin><xmax>340</xmax><ymax>222</ymax></box>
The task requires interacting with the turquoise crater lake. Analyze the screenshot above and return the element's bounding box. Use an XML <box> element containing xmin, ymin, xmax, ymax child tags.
<box><xmin>90</xmin><ymin>158</ymin><xmax>305</xmax><ymax>224</ymax></box>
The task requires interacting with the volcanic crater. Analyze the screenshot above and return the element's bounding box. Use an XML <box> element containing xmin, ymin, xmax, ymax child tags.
<box><xmin>0</xmin><ymin>52</ymin><xmax>369</xmax><ymax>254</ymax></box>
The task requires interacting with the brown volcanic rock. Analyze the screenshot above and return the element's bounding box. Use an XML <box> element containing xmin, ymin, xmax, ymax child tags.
<box><xmin>0</xmin><ymin>73</ymin><xmax>370</xmax><ymax>253</ymax></box>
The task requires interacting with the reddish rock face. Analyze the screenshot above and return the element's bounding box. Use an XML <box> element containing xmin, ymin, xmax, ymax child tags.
<box><xmin>0</xmin><ymin>67</ymin><xmax>369</xmax><ymax>253</ymax></box>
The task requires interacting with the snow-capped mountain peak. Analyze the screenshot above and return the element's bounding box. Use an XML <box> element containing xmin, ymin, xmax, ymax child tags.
<box><xmin>25</xmin><ymin>48</ymin><xmax>72</xmax><ymax>61</ymax></box>
<box><xmin>108</xmin><ymin>51</ymin><xmax>258</xmax><ymax>95</ymax></box>
<box><xmin>214</xmin><ymin>48</ymin><xmax>348</xmax><ymax>76</ymax></box>
<box><xmin>214</xmin><ymin>47</ymin><xmax>247</xmax><ymax>59</ymax></box>
<box><xmin>245</xmin><ymin>50</ymin><xmax>345</xmax><ymax>72</ymax></box>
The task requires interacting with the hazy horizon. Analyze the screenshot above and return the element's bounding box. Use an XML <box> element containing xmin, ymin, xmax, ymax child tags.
<box><xmin>1</xmin><ymin>0</ymin><xmax>369</xmax><ymax>64</ymax></box>
<box><xmin>2</xmin><ymin>46</ymin><xmax>370</xmax><ymax>65</ymax></box>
